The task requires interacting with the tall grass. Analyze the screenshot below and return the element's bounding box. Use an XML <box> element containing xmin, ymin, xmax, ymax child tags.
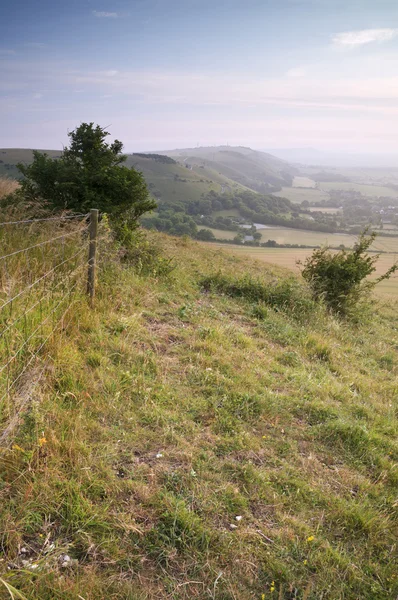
<box><xmin>0</xmin><ymin>177</ymin><xmax>19</xmax><ymax>201</ymax></box>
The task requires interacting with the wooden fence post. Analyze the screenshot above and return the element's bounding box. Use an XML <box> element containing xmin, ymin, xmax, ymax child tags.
<box><xmin>87</xmin><ymin>209</ymin><xmax>99</xmax><ymax>306</ymax></box>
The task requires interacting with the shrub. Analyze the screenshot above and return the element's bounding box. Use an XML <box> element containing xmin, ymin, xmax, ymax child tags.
<box><xmin>300</xmin><ymin>230</ymin><xmax>398</xmax><ymax>315</ymax></box>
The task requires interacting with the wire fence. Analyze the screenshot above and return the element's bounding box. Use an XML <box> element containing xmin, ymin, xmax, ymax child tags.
<box><xmin>0</xmin><ymin>212</ymin><xmax>95</xmax><ymax>426</ymax></box>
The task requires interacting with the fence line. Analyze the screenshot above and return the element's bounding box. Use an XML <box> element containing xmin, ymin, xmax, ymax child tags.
<box><xmin>0</xmin><ymin>211</ymin><xmax>98</xmax><ymax>423</ymax></box>
<box><xmin>0</xmin><ymin>214</ymin><xmax>88</xmax><ymax>227</ymax></box>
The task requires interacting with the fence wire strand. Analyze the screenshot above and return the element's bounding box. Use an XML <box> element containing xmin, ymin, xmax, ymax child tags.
<box><xmin>0</xmin><ymin>248</ymin><xmax>86</xmax><ymax>312</ymax></box>
<box><xmin>0</xmin><ymin>224</ymin><xmax>89</xmax><ymax>262</ymax></box>
<box><xmin>0</xmin><ymin>214</ymin><xmax>88</xmax><ymax>227</ymax></box>
<box><xmin>0</xmin><ymin>213</ymin><xmax>92</xmax><ymax>409</ymax></box>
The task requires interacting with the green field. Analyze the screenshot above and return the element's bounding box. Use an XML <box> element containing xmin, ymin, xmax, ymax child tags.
<box><xmin>275</xmin><ymin>186</ymin><xmax>330</xmax><ymax>204</ymax></box>
<box><xmin>318</xmin><ymin>181</ymin><xmax>398</xmax><ymax>198</ymax></box>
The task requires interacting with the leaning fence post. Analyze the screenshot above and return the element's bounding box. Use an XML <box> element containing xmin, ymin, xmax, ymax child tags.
<box><xmin>87</xmin><ymin>208</ymin><xmax>99</xmax><ymax>306</ymax></box>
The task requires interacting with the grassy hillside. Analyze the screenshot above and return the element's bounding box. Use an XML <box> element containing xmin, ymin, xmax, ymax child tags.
<box><xmin>159</xmin><ymin>146</ymin><xmax>296</xmax><ymax>192</ymax></box>
<box><xmin>1</xmin><ymin>231</ymin><xmax>397</xmax><ymax>600</ymax></box>
<box><xmin>124</xmin><ymin>154</ymin><xmax>246</xmax><ymax>203</ymax></box>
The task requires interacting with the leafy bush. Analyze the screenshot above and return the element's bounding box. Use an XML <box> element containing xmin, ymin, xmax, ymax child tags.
<box><xmin>300</xmin><ymin>230</ymin><xmax>397</xmax><ymax>315</ymax></box>
<box><xmin>200</xmin><ymin>272</ymin><xmax>315</xmax><ymax>319</ymax></box>
<box><xmin>16</xmin><ymin>123</ymin><xmax>156</xmax><ymax>225</ymax></box>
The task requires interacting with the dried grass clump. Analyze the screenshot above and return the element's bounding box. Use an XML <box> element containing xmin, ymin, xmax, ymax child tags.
<box><xmin>0</xmin><ymin>177</ymin><xmax>19</xmax><ymax>200</ymax></box>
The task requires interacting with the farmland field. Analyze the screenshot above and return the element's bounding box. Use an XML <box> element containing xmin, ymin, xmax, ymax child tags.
<box><xmin>318</xmin><ymin>181</ymin><xmax>398</xmax><ymax>198</ymax></box>
<box><xmin>292</xmin><ymin>176</ymin><xmax>316</xmax><ymax>188</ymax></box>
<box><xmin>203</xmin><ymin>225</ymin><xmax>398</xmax><ymax>250</ymax></box>
<box><xmin>275</xmin><ymin>186</ymin><xmax>330</xmax><ymax>203</ymax></box>
<box><xmin>206</xmin><ymin>245</ymin><xmax>398</xmax><ymax>296</ymax></box>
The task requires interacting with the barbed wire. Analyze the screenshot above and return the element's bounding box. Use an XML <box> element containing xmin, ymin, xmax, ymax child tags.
<box><xmin>0</xmin><ymin>214</ymin><xmax>88</xmax><ymax>227</ymax></box>
<box><xmin>0</xmin><ymin>261</ymin><xmax>86</xmax><ymax>342</ymax></box>
<box><xmin>0</xmin><ymin>213</ymin><xmax>92</xmax><ymax>408</ymax></box>
<box><xmin>0</xmin><ymin>281</ymin><xmax>79</xmax><ymax>376</ymax></box>
<box><xmin>0</xmin><ymin>224</ymin><xmax>90</xmax><ymax>262</ymax></box>
<box><xmin>0</xmin><ymin>247</ymin><xmax>86</xmax><ymax>312</ymax></box>
<box><xmin>0</xmin><ymin>296</ymin><xmax>78</xmax><ymax>404</ymax></box>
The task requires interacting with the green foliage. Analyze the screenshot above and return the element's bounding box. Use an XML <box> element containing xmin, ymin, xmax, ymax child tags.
<box><xmin>17</xmin><ymin>123</ymin><xmax>156</xmax><ymax>224</ymax></box>
<box><xmin>200</xmin><ymin>272</ymin><xmax>316</xmax><ymax>319</ymax></box>
<box><xmin>116</xmin><ymin>227</ymin><xmax>175</xmax><ymax>277</ymax></box>
<box><xmin>196</xmin><ymin>228</ymin><xmax>215</xmax><ymax>241</ymax></box>
<box><xmin>301</xmin><ymin>229</ymin><xmax>398</xmax><ymax>315</ymax></box>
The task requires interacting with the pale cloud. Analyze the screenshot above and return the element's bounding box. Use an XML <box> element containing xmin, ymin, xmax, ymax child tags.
<box><xmin>286</xmin><ymin>66</ymin><xmax>307</xmax><ymax>77</ymax></box>
<box><xmin>0</xmin><ymin>49</ymin><xmax>16</xmax><ymax>55</ymax></box>
<box><xmin>332</xmin><ymin>28</ymin><xmax>398</xmax><ymax>47</ymax></box>
<box><xmin>32</xmin><ymin>93</ymin><xmax>43</xmax><ymax>100</ymax></box>
<box><xmin>93</xmin><ymin>10</ymin><xmax>118</xmax><ymax>18</ymax></box>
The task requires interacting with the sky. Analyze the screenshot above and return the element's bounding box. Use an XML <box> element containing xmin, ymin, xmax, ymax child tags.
<box><xmin>2</xmin><ymin>0</ymin><xmax>398</xmax><ymax>153</ymax></box>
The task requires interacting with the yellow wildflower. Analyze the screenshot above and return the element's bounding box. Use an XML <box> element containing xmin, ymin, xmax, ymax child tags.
<box><xmin>12</xmin><ymin>444</ymin><xmax>25</xmax><ymax>452</ymax></box>
<box><xmin>303</xmin><ymin>559</ymin><xmax>308</xmax><ymax>565</ymax></box>
<box><xmin>270</xmin><ymin>581</ymin><xmax>275</xmax><ymax>592</ymax></box>
<box><xmin>38</xmin><ymin>437</ymin><xmax>47</xmax><ymax>447</ymax></box>
<box><xmin>307</xmin><ymin>535</ymin><xmax>315</xmax><ymax>542</ymax></box>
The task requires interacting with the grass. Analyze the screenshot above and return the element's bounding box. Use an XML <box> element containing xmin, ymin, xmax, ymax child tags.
<box><xmin>0</xmin><ymin>229</ymin><xmax>397</xmax><ymax>599</ymax></box>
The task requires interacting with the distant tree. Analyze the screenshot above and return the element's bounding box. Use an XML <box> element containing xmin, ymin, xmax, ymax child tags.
<box><xmin>196</xmin><ymin>229</ymin><xmax>216</xmax><ymax>241</ymax></box>
<box><xmin>233</xmin><ymin>233</ymin><xmax>244</xmax><ymax>245</ymax></box>
<box><xmin>17</xmin><ymin>122</ymin><xmax>156</xmax><ymax>226</ymax></box>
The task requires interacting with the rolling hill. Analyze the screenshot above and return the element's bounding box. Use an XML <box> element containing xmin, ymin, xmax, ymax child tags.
<box><xmin>156</xmin><ymin>145</ymin><xmax>297</xmax><ymax>193</ymax></box>
<box><xmin>0</xmin><ymin>146</ymin><xmax>297</xmax><ymax>202</ymax></box>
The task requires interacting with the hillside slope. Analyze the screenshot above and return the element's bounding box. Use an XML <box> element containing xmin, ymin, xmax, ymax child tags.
<box><xmin>157</xmin><ymin>145</ymin><xmax>297</xmax><ymax>192</ymax></box>
<box><xmin>1</xmin><ymin>233</ymin><xmax>397</xmax><ymax>600</ymax></box>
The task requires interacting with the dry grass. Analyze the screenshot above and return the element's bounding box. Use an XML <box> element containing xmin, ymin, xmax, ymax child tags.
<box><xmin>0</xmin><ymin>177</ymin><xmax>19</xmax><ymax>200</ymax></box>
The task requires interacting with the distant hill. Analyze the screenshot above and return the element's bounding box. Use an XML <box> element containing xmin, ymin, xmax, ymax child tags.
<box><xmin>0</xmin><ymin>145</ymin><xmax>297</xmax><ymax>207</ymax></box>
<box><xmin>156</xmin><ymin>145</ymin><xmax>297</xmax><ymax>193</ymax></box>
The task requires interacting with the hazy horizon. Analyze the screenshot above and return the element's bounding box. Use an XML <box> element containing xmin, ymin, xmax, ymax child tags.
<box><xmin>2</xmin><ymin>0</ymin><xmax>398</xmax><ymax>155</ymax></box>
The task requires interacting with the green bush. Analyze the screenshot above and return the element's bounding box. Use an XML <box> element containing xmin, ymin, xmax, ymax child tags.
<box><xmin>301</xmin><ymin>230</ymin><xmax>397</xmax><ymax>315</ymax></box>
<box><xmin>16</xmin><ymin>122</ymin><xmax>156</xmax><ymax>225</ymax></box>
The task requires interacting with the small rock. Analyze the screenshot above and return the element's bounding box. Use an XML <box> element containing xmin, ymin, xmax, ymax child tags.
<box><xmin>235</xmin><ymin>515</ymin><xmax>243</xmax><ymax>521</ymax></box>
<box><xmin>156</xmin><ymin>452</ymin><xmax>163</xmax><ymax>459</ymax></box>
<box><xmin>229</xmin><ymin>524</ymin><xmax>238</xmax><ymax>530</ymax></box>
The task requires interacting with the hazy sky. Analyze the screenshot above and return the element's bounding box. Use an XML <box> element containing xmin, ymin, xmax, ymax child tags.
<box><xmin>2</xmin><ymin>0</ymin><xmax>398</xmax><ymax>152</ymax></box>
